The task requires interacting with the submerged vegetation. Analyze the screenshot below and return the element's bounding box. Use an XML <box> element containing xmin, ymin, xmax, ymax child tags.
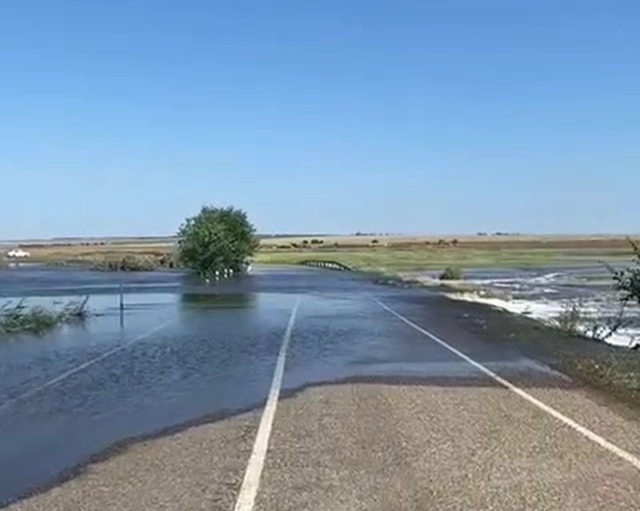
<box><xmin>439</xmin><ymin>266</ymin><xmax>463</xmax><ymax>281</ymax></box>
<box><xmin>0</xmin><ymin>297</ymin><xmax>90</xmax><ymax>338</ymax></box>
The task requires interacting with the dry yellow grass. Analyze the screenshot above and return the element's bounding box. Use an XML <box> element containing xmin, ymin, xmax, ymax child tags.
<box><xmin>12</xmin><ymin>234</ymin><xmax>637</xmax><ymax>269</ymax></box>
<box><xmin>260</xmin><ymin>234</ymin><xmax>636</xmax><ymax>250</ymax></box>
<box><xmin>22</xmin><ymin>241</ymin><xmax>175</xmax><ymax>264</ymax></box>
<box><xmin>264</xmin><ymin>234</ymin><xmax>632</xmax><ymax>245</ymax></box>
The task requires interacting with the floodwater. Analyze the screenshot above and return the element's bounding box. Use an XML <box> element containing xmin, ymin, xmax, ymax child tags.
<box><xmin>0</xmin><ymin>265</ymin><xmax>553</xmax><ymax>504</ymax></box>
<box><xmin>417</xmin><ymin>264</ymin><xmax>640</xmax><ymax>347</ymax></box>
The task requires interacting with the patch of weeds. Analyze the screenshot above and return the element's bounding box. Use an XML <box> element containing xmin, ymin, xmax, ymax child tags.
<box><xmin>91</xmin><ymin>254</ymin><xmax>176</xmax><ymax>272</ymax></box>
<box><xmin>0</xmin><ymin>297</ymin><xmax>90</xmax><ymax>338</ymax></box>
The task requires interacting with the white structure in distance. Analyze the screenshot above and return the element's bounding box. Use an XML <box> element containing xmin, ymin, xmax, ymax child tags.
<box><xmin>6</xmin><ymin>248</ymin><xmax>31</xmax><ymax>259</ymax></box>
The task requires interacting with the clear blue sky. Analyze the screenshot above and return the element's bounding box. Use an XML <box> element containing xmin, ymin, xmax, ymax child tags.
<box><xmin>1</xmin><ymin>1</ymin><xmax>638</xmax><ymax>238</ymax></box>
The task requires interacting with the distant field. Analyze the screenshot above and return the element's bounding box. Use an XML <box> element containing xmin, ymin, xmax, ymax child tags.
<box><xmin>13</xmin><ymin>241</ymin><xmax>176</xmax><ymax>265</ymax></box>
<box><xmin>260</xmin><ymin>234</ymin><xmax>637</xmax><ymax>249</ymax></box>
<box><xmin>7</xmin><ymin>234</ymin><xmax>636</xmax><ymax>272</ymax></box>
<box><xmin>255</xmin><ymin>247</ymin><xmax>633</xmax><ymax>272</ymax></box>
<box><xmin>256</xmin><ymin>234</ymin><xmax>636</xmax><ymax>271</ymax></box>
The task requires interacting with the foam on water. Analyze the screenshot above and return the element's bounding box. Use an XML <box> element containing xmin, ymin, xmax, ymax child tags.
<box><xmin>447</xmin><ymin>292</ymin><xmax>640</xmax><ymax>348</ymax></box>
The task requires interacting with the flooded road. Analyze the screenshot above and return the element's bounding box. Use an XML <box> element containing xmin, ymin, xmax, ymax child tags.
<box><xmin>0</xmin><ymin>265</ymin><xmax>553</xmax><ymax>505</ymax></box>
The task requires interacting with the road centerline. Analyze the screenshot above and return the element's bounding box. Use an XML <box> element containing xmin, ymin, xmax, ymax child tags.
<box><xmin>375</xmin><ymin>298</ymin><xmax>640</xmax><ymax>471</ymax></box>
<box><xmin>0</xmin><ymin>318</ymin><xmax>177</xmax><ymax>413</ymax></box>
<box><xmin>233</xmin><ymin>297</ymin><xmax>301</xmax><ymax>511</ymax></box>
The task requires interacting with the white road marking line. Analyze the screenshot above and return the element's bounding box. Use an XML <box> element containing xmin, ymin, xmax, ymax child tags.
<box><xmin>375</xmin><ymin>299</ymin><xmax>640</xmax><ymax>471</ymax></box>
<box><xmin>234</xmin><ymin>298</ymin><xmax>300</xmax><ymax>511</ymax></box>
<box><xmin>0</xmin><ymin>318</ymin><xmax>176</xmax><ymax>412</ymax></box>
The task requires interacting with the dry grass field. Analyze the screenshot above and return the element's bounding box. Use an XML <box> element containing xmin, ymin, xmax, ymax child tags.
<box><xmin>256</xmin><ymin>234</ymin><xmax>637</xmax><ymax>271</ymax></box>
<box><xmin>5</xmin><ymin>234</ymin><xmax>636</xmax><ymax>272</ymax></box>
<box><xmin>261</xmin><ymin>233</ymin><xmax>636</xmax><ymax>249</ymax></box>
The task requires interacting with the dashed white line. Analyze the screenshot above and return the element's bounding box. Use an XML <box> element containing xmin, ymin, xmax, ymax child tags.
<box><xmin>0</xmin><ymin>318</ymin><xmax>176</xmax><ymax>412</ymax></box>
<box><xmin>375</xmin><ymin>298</ymin><xmax>640</xmax><ymax>471</ymax></box>
<box><xmin>234</xmin><ymin>298</ymin><xmax>300</xmax><ymax>511</ymax></box>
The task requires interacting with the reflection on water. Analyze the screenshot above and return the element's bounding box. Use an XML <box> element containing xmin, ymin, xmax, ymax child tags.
<box><xmin>180</xmin><ymin>292</ymin><xmax>255</xmax><ymax>309</ymax></box>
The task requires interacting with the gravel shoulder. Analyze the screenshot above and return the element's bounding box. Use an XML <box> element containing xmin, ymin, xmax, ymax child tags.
<box><xmin>258</xmin><ymin>383</ymin><xmax>640</xmax><ymax>510</ymax></box>
<box><xmin>8</xmin><ymin>379</ymin><xmax>640</xmax><ymax>511</ymax></box>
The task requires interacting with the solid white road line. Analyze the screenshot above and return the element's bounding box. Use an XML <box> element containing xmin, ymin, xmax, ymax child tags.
<box><xmin>0</xmin><ymin>318</ymin><xmax>176</xmax><ymax>412</ymax></box>
<box><xmin>234</xmin><ymin>298</ymin><xmax>301</xmax><ymax>511</ymax></box>
<box><xmin>375</xmin><ymin>298</ymin><xmax>640</xmax><ymax>471</ymax></box>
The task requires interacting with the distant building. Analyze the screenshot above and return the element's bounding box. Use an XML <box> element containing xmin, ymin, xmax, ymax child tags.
<box><xmin>6</xmin><ymin>248</ymin><xmax>30</xmax><ymax>259</ymax></box>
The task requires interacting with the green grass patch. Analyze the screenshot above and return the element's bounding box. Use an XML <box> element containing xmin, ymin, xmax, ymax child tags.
<box><xmin>255</xmin><ymin>246</ymin><xmax>630</xmax><ymax>272</ymax></box>
<box><xmin>565</xmin><ymin>354</ymin><xmax>640</xmax><ymax>404</ymax></box>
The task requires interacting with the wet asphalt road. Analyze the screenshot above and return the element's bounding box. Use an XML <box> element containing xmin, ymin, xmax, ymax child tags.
<box><xmin>1</xmin><ymin>266</ymin><xmax>640</xmax><ymax>509</ymax></box>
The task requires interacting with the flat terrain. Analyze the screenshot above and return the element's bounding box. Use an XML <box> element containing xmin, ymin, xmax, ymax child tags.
<box><xmin>257</xmin><ymin>234</ymin><xmax>637</xmax><ymax>271</ymax></box>
<box><xmin>7</xmin><ymin>234</ymin><xmax>637</xmax><ymax>271</ymax></box>
<box><xmin>1</xmin><ymin>266</ymin><xmax>640</xmax><ymax>509</ymax></box>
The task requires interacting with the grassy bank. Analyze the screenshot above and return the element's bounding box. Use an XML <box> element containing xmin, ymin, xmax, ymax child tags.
<box><xmin>255</xmin><ymin>246</ymin><xmax>630</xmax><ymax>272</ymax></box>
<box><xmin>0</xmin><ymin>298</ymin><xmax>90</xmax><ymax>338</ymax></box>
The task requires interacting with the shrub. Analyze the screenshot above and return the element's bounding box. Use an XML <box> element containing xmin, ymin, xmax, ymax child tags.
<box><xmin>439</xmin><ymin>266</ymin><xmax>463</xmax><ymax>280</ymax></box>
<box><xmin>552</xmin><ymin>299</ymin><xmax>630</xmax><ymax>343</ymax></box>
<box><xmin>611</xmin><ymin>239</ymin><xmax>640</xmax><ymax>305</ymax></box>
<box><xmin>93</xmin><ymin>255</ymin><xmax>157</xmax><ymax>272</ymax></box>
<box><xmin>553</xmin><ymin>300</ymin><xmax>583</xmax><ymax>335</ymax></box>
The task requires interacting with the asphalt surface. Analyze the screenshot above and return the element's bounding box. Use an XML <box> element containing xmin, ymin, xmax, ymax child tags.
<box><xmin>2</xmin><ymin>266</ymin><xmax>640</xmax><ymax>509</ymax></box>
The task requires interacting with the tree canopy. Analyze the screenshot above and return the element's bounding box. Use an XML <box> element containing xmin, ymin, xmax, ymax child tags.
<box><xmin>177</xmin><ymin>206</ymin><xmax>258</xmax><ymax>278</ymax></box>
<box><xmin>612</xmin><ymin>239</ymin><xmax>640</xmax><ymax>305</ymax></box>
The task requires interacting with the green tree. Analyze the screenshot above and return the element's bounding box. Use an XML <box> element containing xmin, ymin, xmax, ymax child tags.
<box><xmin>178</xmin><ymin>206</ymin><xmax>258</xmax><ymax>278</ymax></box>
<box><xmin>612</xmin><ymin>239</ymin><xmax>640</xmax><ymax>305</ymax></box>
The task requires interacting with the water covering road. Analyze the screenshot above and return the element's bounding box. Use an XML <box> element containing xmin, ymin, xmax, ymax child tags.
<box><xmin>0</xmin><ymin>265</ymin><xmax>560</xmax><ymax>504</ymax></box>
